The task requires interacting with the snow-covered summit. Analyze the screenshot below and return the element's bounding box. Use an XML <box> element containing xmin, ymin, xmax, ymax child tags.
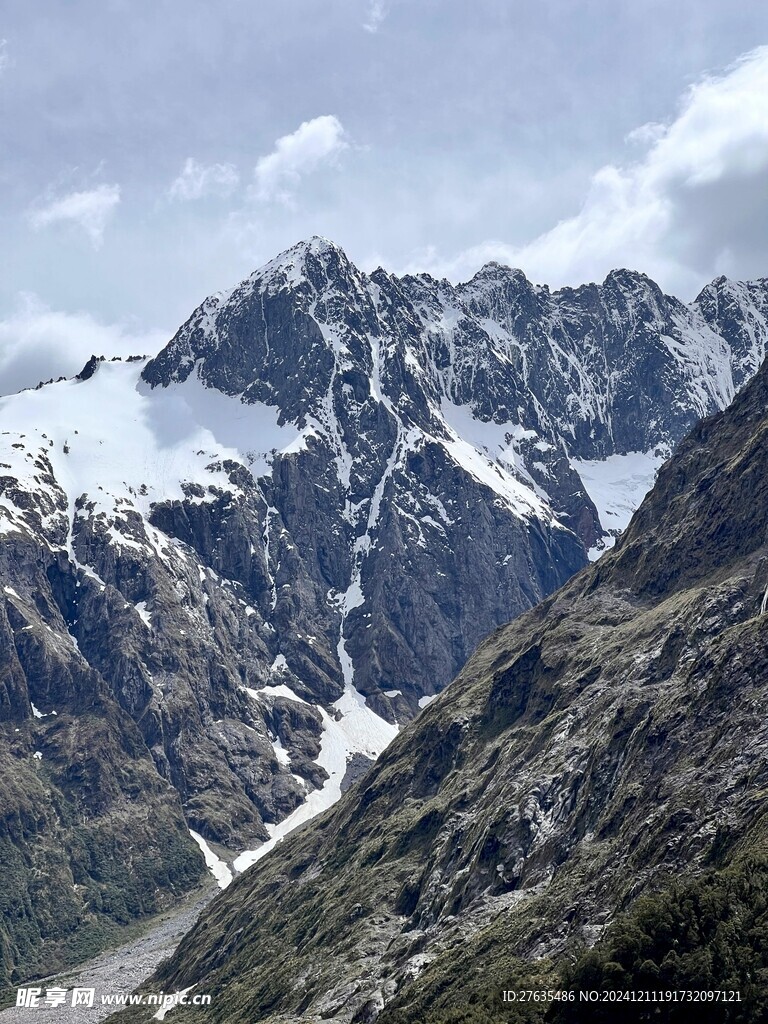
<box><xmin>254</xmin><ymin>235</ymin><xmax>354</xmax><ymax>294</ymax></box>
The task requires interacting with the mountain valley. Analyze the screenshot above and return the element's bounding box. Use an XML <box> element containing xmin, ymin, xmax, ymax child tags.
<box><xmin>1</xmin><ymin>238</ymin><xmax>768</xmax><ymax>990</ymax></box>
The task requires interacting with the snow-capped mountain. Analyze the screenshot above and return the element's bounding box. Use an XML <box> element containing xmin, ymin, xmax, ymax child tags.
<box><xmin>146</xmin><ymin>237</ymin><xmax>768</xmax><ymax>548</ymax></box>
<box><xmin>143</xmin><ymin>290</ymin><xmax>768</xmax><ymax>1024</ymax></box>
<box><xmin>1</xmin><ymin>237</ymin><xmax>767</xmax><ymax>984</ymax></box>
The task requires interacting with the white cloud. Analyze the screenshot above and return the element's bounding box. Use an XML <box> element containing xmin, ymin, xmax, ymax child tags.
<box><xmin>405</xmin><ymin>46</ymin><xmax>768</xmax><ymax>298</ymax></box>
<box><xmin>252</xmin><ymin>115</ymin><xmax>348</xmax><ymax>203</ymax></box>
<box><xmin>28</xmin><ymin>184</ymin><xmax>121</xmax><ymax>248</ymax></box>
<box><xmin>0</xmin><ymin>39</ymin><xmax>8</xmax><ymax>73</ymax></box>
<box><xmin>168</xmin><ymin>157</ymin><xmax>239</xmax><ymax>201</ymax></box>
<box><xmin>625</xmin><ymin>122</ymin><xmax>667</xmax><ymax>148</ymax></box>
<box><xmin>0</xmin><ymin>294</ymin><xmax>167</xmax><ymax>397</ymax></box>
<box><xmin>363</xmin><ymin>0</ymin><xmax>388</xmax><ymax>33</ymax></box>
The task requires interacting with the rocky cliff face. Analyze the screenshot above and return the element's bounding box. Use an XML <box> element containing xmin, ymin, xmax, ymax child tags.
<box><xmin>129</xmin><ymin>285</ymin><xmax>768</xmax><ymax>1024</ymax></box>
<box><xmin>1</xmin><ymin>238</ymin><xmax>767</xmax><ymax>986</ymax></box>
<box><xmin>0</xmin><ymin>528</ymin><xmax>205</xmax><ymax>987</ymax></box>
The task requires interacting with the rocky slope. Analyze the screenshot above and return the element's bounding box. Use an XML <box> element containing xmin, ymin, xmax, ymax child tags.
<box><xmin>0</xmin><ymin>884</ymin><xmax>215</xmax><ymax>1024</ymax></box>
<box><xmin>121</xmin><ymin>298</ymin><xmax>768</xmax><ymax>1022</ymax></box>
<box><xmin>1</xmin><ymin>238</ymin><xmax>768</xmax><ymax>986</ymax></box>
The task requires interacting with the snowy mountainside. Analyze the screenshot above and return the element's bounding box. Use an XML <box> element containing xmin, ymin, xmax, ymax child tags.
<box><xmin>1</xmin><ymin>237</ymin><xmax>767</xmax><ymax>982</ymax></box>
<box><xmin>146</xmin><ymin>237</ymin><xmax>768</xmax><ymax>553</ymax></box>
<box><xmin>140</xmin><ymin>297</ymin><xmax>768</xmax><ymax>1024</ymax></box>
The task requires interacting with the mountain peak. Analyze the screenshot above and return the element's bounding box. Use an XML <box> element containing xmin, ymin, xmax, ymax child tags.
<box><xmin>602</xmin><ymin>267</ymin><xmax>656</xmax><ymax>289</ymax></box>
<box><xmin>468</xmin><ymin>261</ymin><xmax>532</xmax><ymax>286</ymax></box>
<box><xmin>280</xmin><ymin>234</ymin><xmax>345</xmax><ymax>260</ymax></box>
<box><xmin>255</xmin><ymin>236</ymin><xmax>355</xmax><ymax>294</ymax></box>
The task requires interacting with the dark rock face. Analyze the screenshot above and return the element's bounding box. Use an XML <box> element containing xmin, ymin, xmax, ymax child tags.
<box><xmin>0</xmin><ymin>531</ymin><xmax>205</xmax><ymax>988</ymax></box>
<box><xmin>1</xmin><ymin>237</ymin><xmax>768</xmax><ymax>985</ymax></box>
<box><xmin>137</xmin><ymin>298</ymin><xmax>768</xmax><ymax>1024</ymax></box>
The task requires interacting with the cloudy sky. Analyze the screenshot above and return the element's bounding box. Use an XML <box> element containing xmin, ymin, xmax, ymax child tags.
<box><xmin>2</xmin><ymin>0</ymin><xmax>768</xmax><ymax>391</ymax></box>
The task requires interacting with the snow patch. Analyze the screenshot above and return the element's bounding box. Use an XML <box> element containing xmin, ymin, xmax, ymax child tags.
<box><xmin>271</xmin><ymin>735</ymin><xmax>290</xmax><ymax>766</ymax></box>
<box><xmin>152</xmin><ymin>986</ymin><xmax>196</xmax><ymax>1021</ymax></box>
<box><xmin>233</xmin><ymin>686</ymin><xmax>397</xmax><ymax>873</ymax></box>
<box><xmin>573</xmin><ymin>449</ymin><xmax>669</xmax><ymax>557</ymax></box>
<box><xmin>0</xmin><ymin>361</ymin><xmax>307</xmax><ymax>558</ymax></box>
<box><xmin>438</xmin><ymin>400</ymin><xmax>554</xmax><ymax>520</ymax></box>
<box><xmin>135</xmin><ymin>601</ymin><xmax>152</xmax><ymax>628</ymax></box>
<box><xmin>188</xmin><ymin>829</ymin><xmax>232</xmax><ymax>889</ymax></box>
<box><xmin>243</xmin><ymin>682</ymin><xmax>309</xmax><ymax>705</ymax></box>
<box><xmin>30</xmin><ymin>702</ymin><xmax>57</xmax><ymax>718</ymax></box>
